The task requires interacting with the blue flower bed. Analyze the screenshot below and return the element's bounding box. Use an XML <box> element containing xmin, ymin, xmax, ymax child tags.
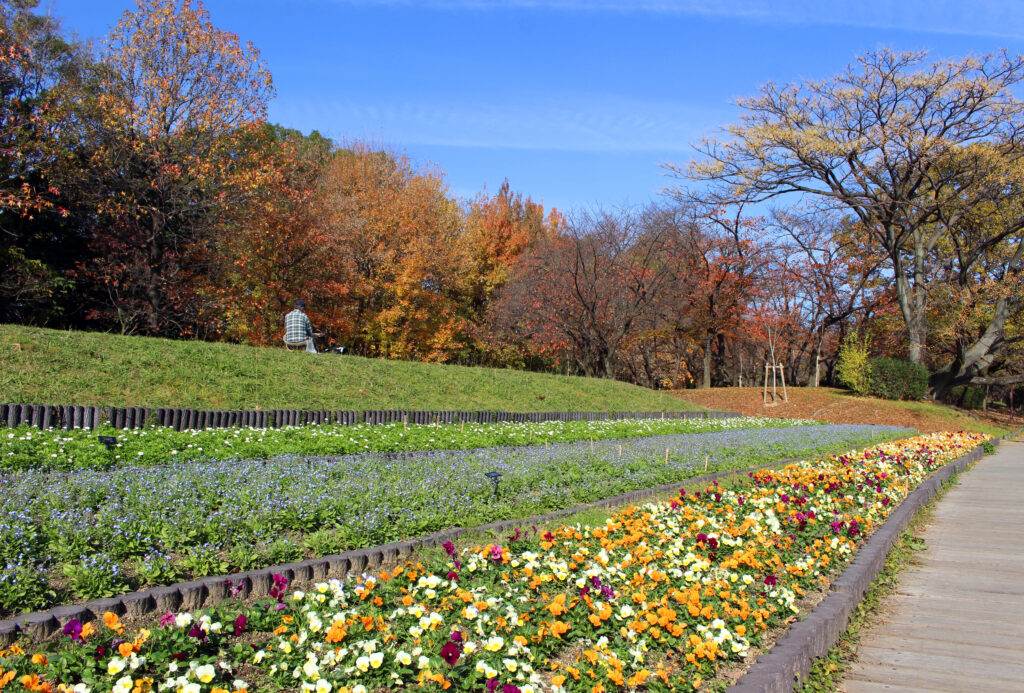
<box><xmin>0</xmin><ymin>423</ymin><xmax>909</xmax><ymax>616</ymax></box>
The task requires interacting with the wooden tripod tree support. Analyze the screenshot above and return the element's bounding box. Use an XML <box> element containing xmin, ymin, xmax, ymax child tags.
<box><xmin>761</xmin><ymin>322</ymin><xmax>788</xmax><ymax>407</ymax></box>
<box><xmin>763</xmin><ymin>362</ymin><xmax>788</xmax><ymax>406</ymax></box>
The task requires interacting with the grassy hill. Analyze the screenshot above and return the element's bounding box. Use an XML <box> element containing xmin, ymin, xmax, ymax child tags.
<box><xmin>0</xmin><ymin>325</ymin><xmax>704</xmax><ymax>412</ymax></box>
<box><xmin>671</xmin><ymin>386</ymin><xmax>1008</xmax><ymax>435</ymax></box>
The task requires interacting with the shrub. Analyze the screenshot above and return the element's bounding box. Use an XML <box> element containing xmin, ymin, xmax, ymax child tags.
<box><xmin>945</xmin><ymin>385</ymin><xmax>987</xmax><ymax>410</ymax></box>
<box><xmin>964</xmin><ymin>386</ymin><xmax>986</xmax><ymax>410</ymax></box>
<box><xmin>836</xmin><ymin>329</ymin><xmax>872</xmax><ymax>395</ymax></box>
<box><xmin>866</xmin><ymin>357</ymin><xmax>929</xmax><ymax>400</ymax></box>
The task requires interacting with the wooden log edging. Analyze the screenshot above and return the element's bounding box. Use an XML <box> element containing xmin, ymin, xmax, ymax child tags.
<box><xmin>0</xmin><ymin>454</ymin><xmax>791</xmax><ymax>647</ymax></box>
<box><xmin>0</xmin><ymin>403</ymin><xmax>740</xmax><ymax>432</ymax></box>
<box><xmin>730</xmin><ymin>434</ymin><xmax>1015</xmax><ymax>692</ymax></box>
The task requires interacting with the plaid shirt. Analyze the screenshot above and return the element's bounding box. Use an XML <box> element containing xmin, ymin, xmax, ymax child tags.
<box><xmin>284</xmin><ymin>309</ymin><xmax>314</xmax><ymax>342</ymax></box>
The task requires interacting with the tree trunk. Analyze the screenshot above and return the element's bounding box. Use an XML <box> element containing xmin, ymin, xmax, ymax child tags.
<box><xmin>715</xmin><ymin>331</ymin><xmax>729</xmax><ymax>386</ymax></box>
<box><xmin>813</xmin><ymin>332</ymin><xmax>822</xmax><ymax>387</ymax></box>
<box><xmin>893</xmin><ymin>272</ymin><xmax>927</xmax><ymax>364</ymax></box>
<box><xmin>144</xmin><ymin>216</ymin><xmax>165</xmax><ymax>335</ymax></box>
<box><xmin>701</xmin><ymin>333</ymin><xmax>712</xmax><ymax>389</ymax></box>
<box><xmin>890</xmin><ymin>234</ymin><xmax>929</xmax><ymax>365</ymax></box>
<box><xmin>930</xmin><ymin>296</ymin><xmax>1012</xmax><ymax>399</ymax></box>
<box><xmin>672</xmin><ymin>345</ymin><xmax>683</xmax><ymax>389</ymax></box>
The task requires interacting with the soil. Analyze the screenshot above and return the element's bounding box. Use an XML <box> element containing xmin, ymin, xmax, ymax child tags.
<box><xmin>669</xmin><ymin>386</ymin><xmax>1018</xmax><ymax>434</ymax></box>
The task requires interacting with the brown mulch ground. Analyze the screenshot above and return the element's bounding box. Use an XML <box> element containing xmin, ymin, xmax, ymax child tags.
<box><xmin>669</xmin><ymin>386</ymin><xmax>1018</xmax><ymax>434</ymax></box>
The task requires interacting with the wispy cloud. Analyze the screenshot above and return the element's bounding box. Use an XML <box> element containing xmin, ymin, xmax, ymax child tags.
<box><xmin>272</xmin><ymin>95</ymin><xmax>729</xmax><ymax>152</ymax></box>
<box><xmin>328</xmin><ymin>0</ymin><xmax>1024</xmax><ymax>39</ymax></box>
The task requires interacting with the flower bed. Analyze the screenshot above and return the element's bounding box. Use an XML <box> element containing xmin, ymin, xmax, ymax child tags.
<box><xmin>1</xmin><ymin>417</ymin><xmax>815</xmax><ymax>472</ymax></box>
<box><xmin>0</xmin><ymin>432</ymin><xmax>984</xmax><ymax>693</ymax></box>
<box><xmin>0</xmin><ymin>425</ymin><xmax>905</xmax><ymax>617</ymax></box>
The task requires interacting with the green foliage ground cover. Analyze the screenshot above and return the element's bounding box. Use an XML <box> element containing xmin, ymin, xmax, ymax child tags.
<box><xmin>0</xmin><ymin>422</ymin><xmax>908</xmax><ymax>616</ymax></box>
<box><xmin>0</xmin><ymin>325</ymin><xmax>703</xmax><ymax>412</ymax></box>
<box><xmin>1</xmin><ymin>416</ymin><xmax>810</xmax><ymax>471</ymax></box>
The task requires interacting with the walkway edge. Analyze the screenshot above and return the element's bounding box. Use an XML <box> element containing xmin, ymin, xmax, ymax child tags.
<box><xmin>730</xmin><ymin>433</ymin><xmax>1018</xmax><ymax>693</ymax></box>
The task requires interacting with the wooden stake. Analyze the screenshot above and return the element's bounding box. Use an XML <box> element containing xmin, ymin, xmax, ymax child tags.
<box><xmin>618</xmin><ymin>444</ymin><xmax>622</xmax><ymax>456</ymax></box>
<box><xmin>704</xmin><ymin>455</ymin><xmax>709</xmax><ymax>471</ymax></box>
<box><xmin>763</xmin><ymin>363</ymin><xmax>769</xmax><ymax>404</ymax></box>
<box><xmin>461</xmin><ymin>420</ymin><xmax>465</xmax><ymax>433</ymax></box>
<box><xmin>403</xmin><ymin>415</ymin><xmax>407</xmax><ymax>431</ymax></box>
<box><xmin>779</xmin><ymin>363</ymin><xmax>788</xmax><ymax>402</ymax></box>
<box><xmin>665</xmin><ymin>447</ymin><xmax>670</xmax><ymax>462</ymax></box>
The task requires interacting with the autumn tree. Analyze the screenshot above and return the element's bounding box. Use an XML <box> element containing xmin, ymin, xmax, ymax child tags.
<box><xmin>314</xmin><ymin>144</ymin><xmax>467</xmax><ymax>361</ymax></box>
<box><xmin>488</xmin><ymin>206</ymin><xmax>675</xmax><ymax>378</ymax></box>
<box><xmin>460</xmin><ymin>179</ymin><xmax>562</xmax><ymax>315</ymax></box>
<box><xmin>191</xmin><ymin>124</ymin><xmax>334</xmax><ymax>344</ymax></box>
<box><xmin>659</xmin><ymin>197</ymin><xmax>763</xmax><ymax>388</ymax></box>
<box><xmin>767</xmin><ymin>209</ymin><xmax>887</xmax><ymax>384</ymax></box>
<box><xmin>922</xmin><ymin>146</ymin><xmax>1024</xmax><ymax>392</ymax></box>
<box><xmin>0</xmin><ymin>0</ymin><xmax>85</xmax><ymax>323</ymax></box>
<box><xmin>679</xmin><ymin>49</ymin><xmax>1024</xmax><ymax>394</ymax></box>
<box><xmin>54</xmin><ymin>0</ymin><xmax>273</xmax><ymax>335</ymax></box>
<box><xmin>614</xmin><ymin>205</ymin><xmax>698</xmax><ymax>388</ymax></box>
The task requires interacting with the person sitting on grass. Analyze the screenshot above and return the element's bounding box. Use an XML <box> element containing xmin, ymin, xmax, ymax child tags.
<box><xmin>284</xmin><ymin>300</ymin><xmax>317</xmax><ymax>353</ymax></box>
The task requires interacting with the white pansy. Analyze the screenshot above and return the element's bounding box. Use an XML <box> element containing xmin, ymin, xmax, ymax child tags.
<box><xmin>194</xmin><ymin>664</ymin><xmax>216</xmax><ymax>683</ymax></box>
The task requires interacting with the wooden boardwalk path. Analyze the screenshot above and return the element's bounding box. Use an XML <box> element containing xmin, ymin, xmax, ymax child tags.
<box><xmin>839</xmin><ymin>439</ymin><xmax>1024</xmax><ymax>692</ymax></box>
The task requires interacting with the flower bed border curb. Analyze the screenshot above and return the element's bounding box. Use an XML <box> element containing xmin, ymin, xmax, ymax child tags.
<box><xmin>730</xmin><ymin>432</ymin><xmax>1019</xmax><ymax>692</ymax></box>
<box><xmin>0</xmin><ymin>455</ymin><xmax>803</xmax><ymax>647</ymax></box>
<box><xmin>0</xmin><ymin>403</ymin><xmax>739</xmax><ymax>432</ymax></box>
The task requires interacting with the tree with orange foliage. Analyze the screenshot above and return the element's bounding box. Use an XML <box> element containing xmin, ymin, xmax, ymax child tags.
<box><xmin>54</xmin><ymin>0</ymin><xmax>273</xmax><ymax>335</ymax></box>
<box><xmin>191</xmin><ymin>125</ymin><xmax>338</xmax><ymax>345</ymax></box>
<box><xmin>0</xmin><ymin>0</ymin><xmax>85</xmax><ymax>324</ymax></box>
<box><xmin>664</xmin><ymin>199</ymin><xmax>763</xmax><ymax>388</ymax></box>
<box><xmin>314</xmin><ymin>144</ymin><xmax>466</xmax><ymax>361</ymax></box>
<box><xmin>461</xmin><ymin>179</ymin><xmax>562</xmax><ymax>315</ymax></box>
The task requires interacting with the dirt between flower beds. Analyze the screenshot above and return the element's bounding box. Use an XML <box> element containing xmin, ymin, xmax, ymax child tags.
<box><xmin>0</xmin><ymin>454</ymin><xmax>820</xmax><ymax>647</ymax></box>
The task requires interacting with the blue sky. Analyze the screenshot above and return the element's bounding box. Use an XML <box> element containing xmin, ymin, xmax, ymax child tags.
<box><xmin>47</xmin><ymin>0</ymin><xmax>1024</xmax><ymax>213</ymax></box>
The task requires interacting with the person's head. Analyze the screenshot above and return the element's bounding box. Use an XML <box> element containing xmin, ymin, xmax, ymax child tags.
<box><xmin>294</xmin><ymin>300</ymin><xmax>306</xmax><ymax>309</ymax></box>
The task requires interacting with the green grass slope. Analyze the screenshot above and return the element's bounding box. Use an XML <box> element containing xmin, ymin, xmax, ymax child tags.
<box><xmin>0</xmin><ymin>325</ymin><xmax>704</xmax><ymax>412</ymax></box>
